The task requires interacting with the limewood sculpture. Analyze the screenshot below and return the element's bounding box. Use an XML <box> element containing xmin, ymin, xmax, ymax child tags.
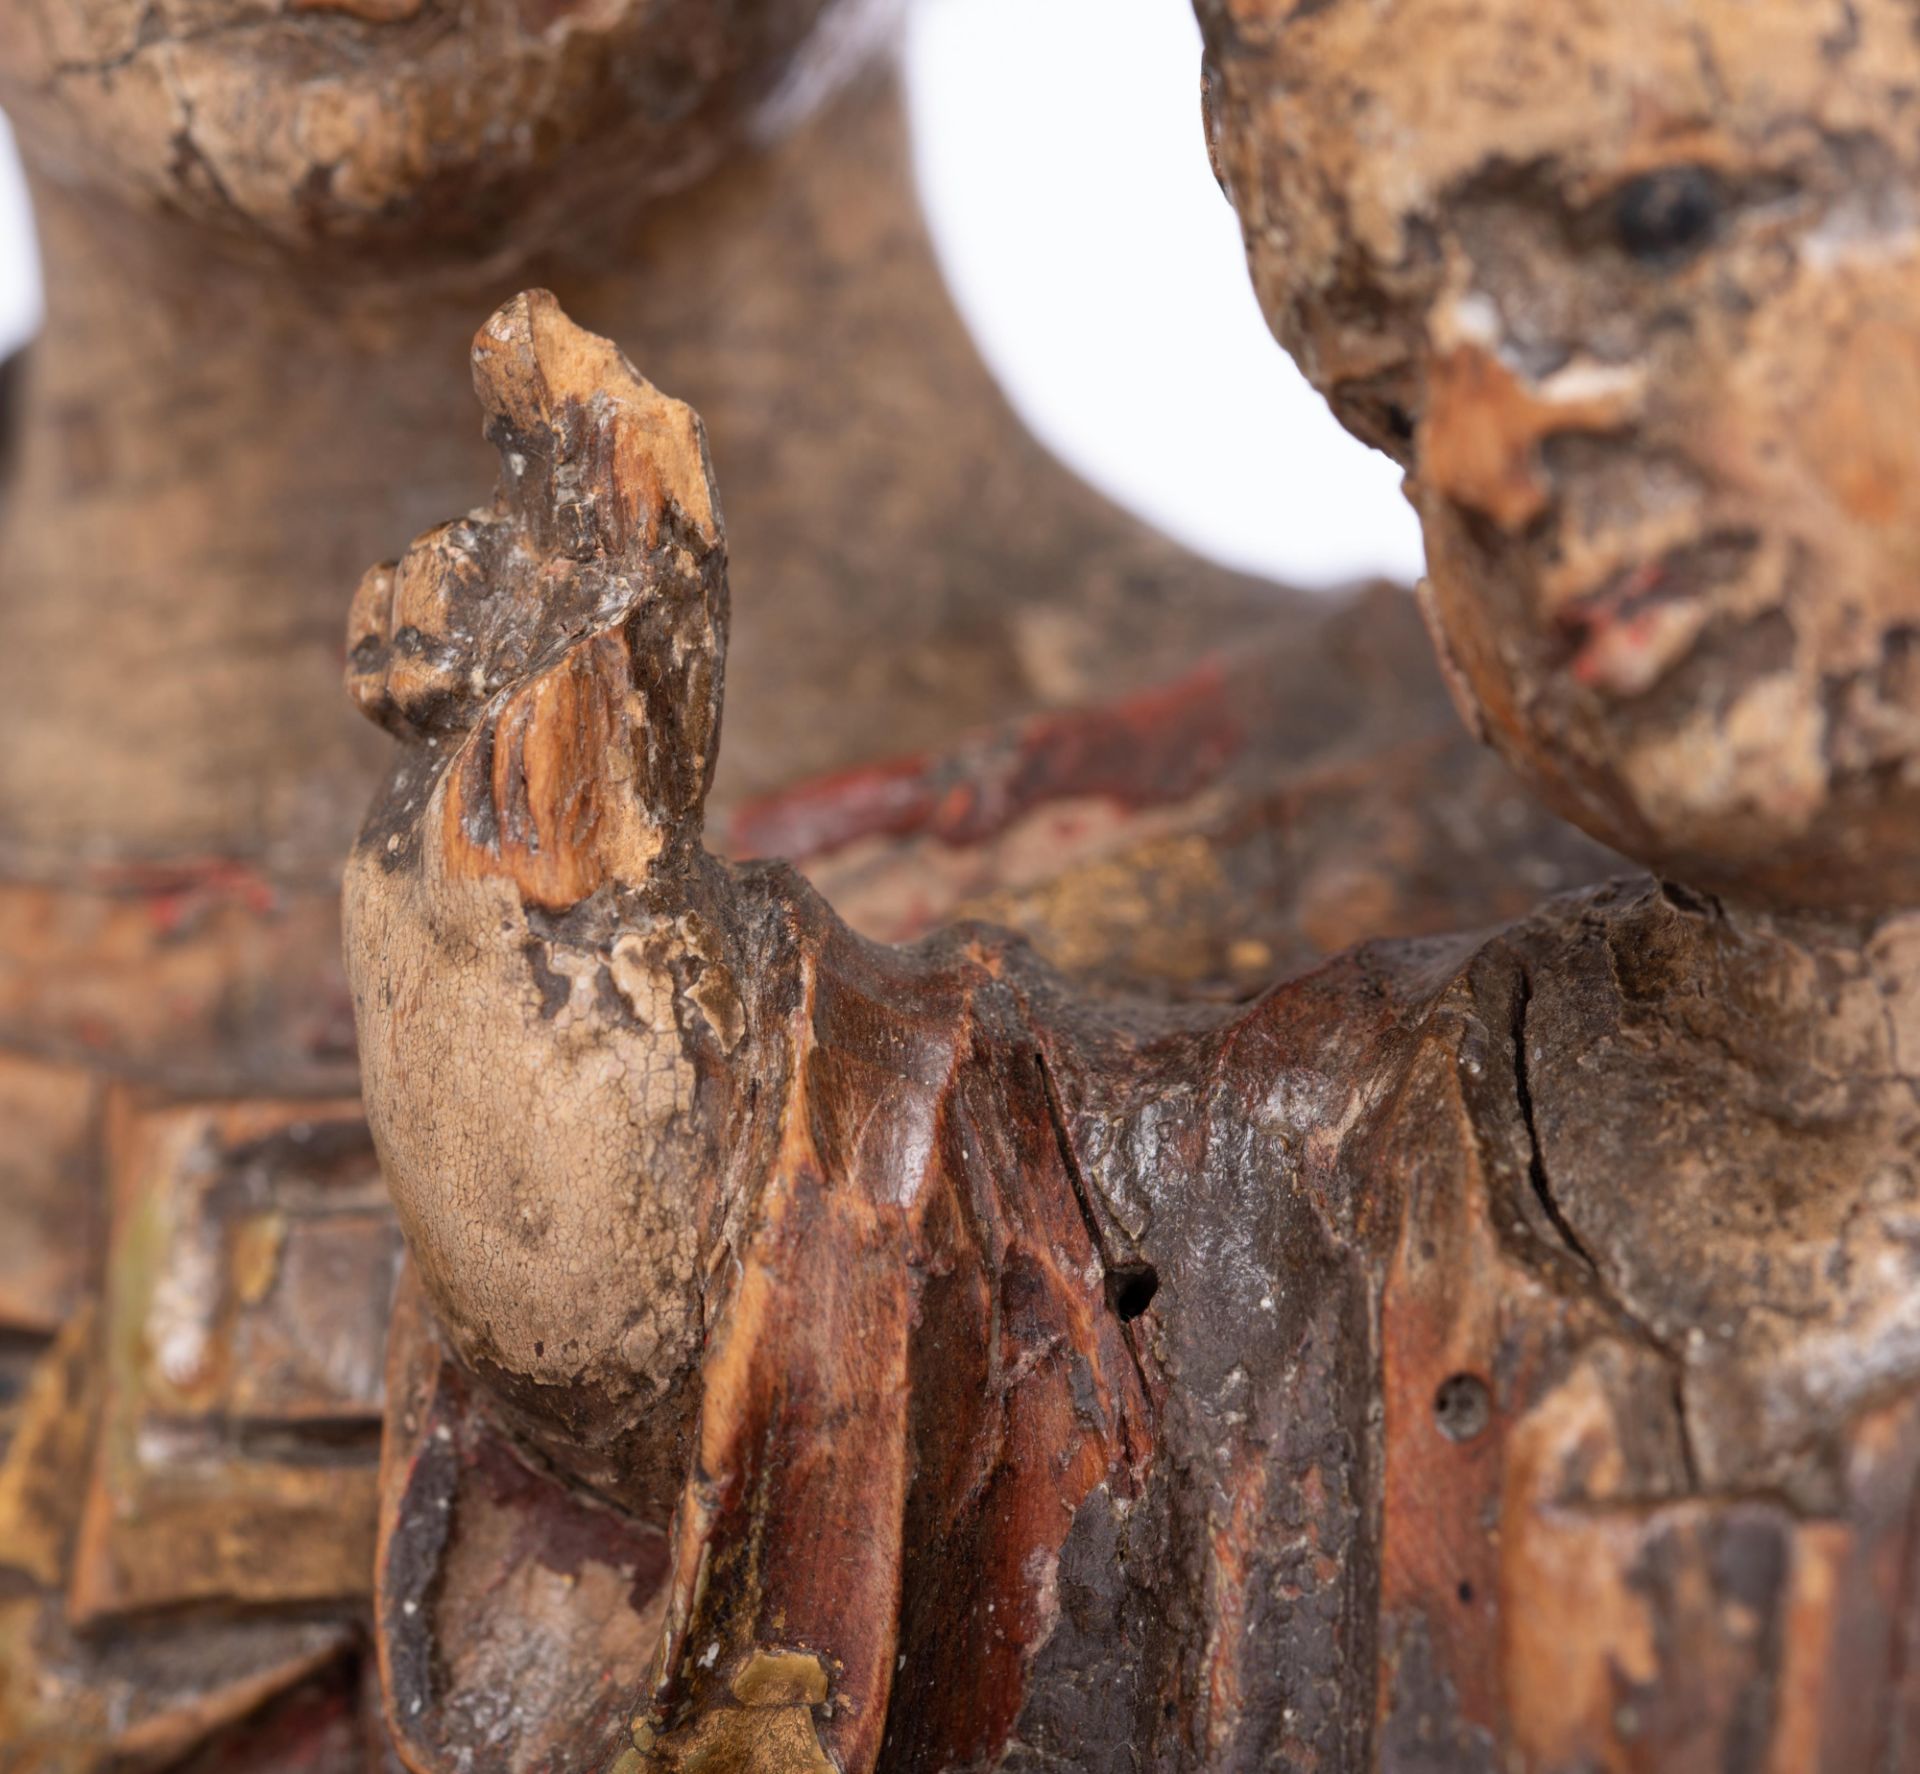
<box><xmin>348</xmin><ymin>1</ymin><xmax>1920</xmax><ymax>1762</ymax></box>
<box><xmin>348</xmin><ymin>241</ymin><xmax>1920</xmax><ymax>1768</ymax></box>
<box><xmin>2</xmin><ymin>6</ymin><xmax>1574</xmax><ymax>1761</ymax></box>
<box><xmin>11</xmin><ymin>0</ymin><xmax>1913</xmax><ymax>1768</ymax></box>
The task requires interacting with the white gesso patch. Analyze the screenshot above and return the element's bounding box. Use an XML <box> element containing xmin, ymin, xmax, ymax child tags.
<box><xmin>0</xmin><ymin>111</ymin><xmax>41</xmax><ymax>363</ymax></box>
<box><xmin>901</xmin><ymin>0</ymin><xmax>1425</xmax><ymax>591</ymax></box>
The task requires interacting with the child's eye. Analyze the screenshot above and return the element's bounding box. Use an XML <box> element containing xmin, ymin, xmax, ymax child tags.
<box><xmin>1611</xmin><ymin>165</ymin><xmax>1723</xmax><ymax>266</ymax></box>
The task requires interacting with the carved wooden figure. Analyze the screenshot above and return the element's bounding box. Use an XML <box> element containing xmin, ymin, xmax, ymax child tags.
<box><xmin>0</xmin><ymin>3</ymin><xmax>1609</xmax><ymax>1767</ymax></box>
<box><xmin>340</xmin><ymin>1</ymin><xmax>1920</xmax><ymax>1766</ymax></box>
<box><xmin>9</xmin><ymin>0</ymin><xmax>1896</xmax><ymax>1766</ymax></box>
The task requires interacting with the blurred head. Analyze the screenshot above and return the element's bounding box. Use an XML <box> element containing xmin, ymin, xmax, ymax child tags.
<box><xmin>0</xmin><ymin>0</ymin><xmax>866</xmax><ymax>265</ymax></box>
<box><xmin>1202</xmin><ymin>0</ymin><xmax>1920</xmax><ymax>911</ymax></box>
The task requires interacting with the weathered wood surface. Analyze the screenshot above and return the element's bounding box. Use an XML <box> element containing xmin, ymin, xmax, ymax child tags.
<box><xmin>748</xmin><ymin>620</ymin><xmax>1608</xmax><ymax>1001</ymax></box>
<box><xmin>344</xmin><ymin>290</ymin><xmax>1920</xmax><ymax>1771</ymax></box>
<box><xmin>0</xmin><ymin>18</ymin><xmax>1618</xmax><ymax>1767</ymax></box>
<box><xmin>0</xmin><ymin>0</ymin><xmax>859</xmax><ymax>265</ymax></box>
<box><xmin>15</xmin><ymin>0</ymin><xmax>1911</xmax><ymax>1764</ymax></box>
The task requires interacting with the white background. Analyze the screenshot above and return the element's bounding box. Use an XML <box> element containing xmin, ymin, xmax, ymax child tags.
<box><xmin>0</xmin><ymin>0</ymin><xmax>1421</xmax><ymax>589</ymax></box>
<box><xmin>0</xmin><ymin>111</ymin><xmax>36</xmax><ymax>360</ymax></box>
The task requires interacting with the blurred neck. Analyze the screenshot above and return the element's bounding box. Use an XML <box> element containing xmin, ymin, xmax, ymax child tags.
<box><xmin>0</xmin><ymin>70</ymin><xmax>1282</xmax><ymax>882</ymax></box>
<box><xmin>0</xmin><ymin>175</ymin><xmax>491</xmax><ymax>878</ymax></box>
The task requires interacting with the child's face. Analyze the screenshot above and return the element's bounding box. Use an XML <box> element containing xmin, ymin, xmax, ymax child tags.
<box><xmin>1203</xmin><ymin>0</ymin><xmax>1920</xmax><ymax>909</ymax></box>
